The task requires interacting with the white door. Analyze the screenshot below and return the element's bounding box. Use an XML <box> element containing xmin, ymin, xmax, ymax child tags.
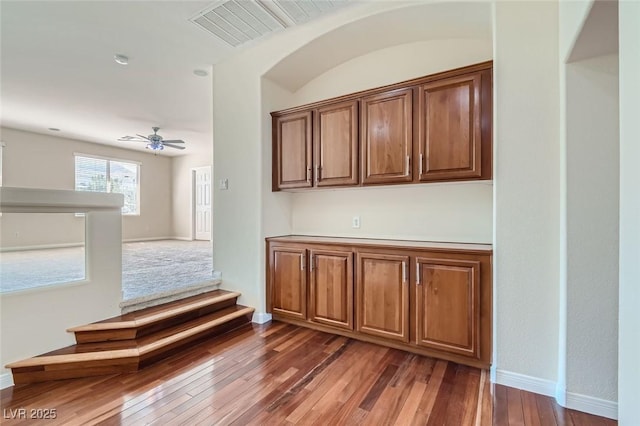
<box><xmin>194</xmin><ymin>166</ymin><xmax>212</xmax><ymax>241</ymax></box>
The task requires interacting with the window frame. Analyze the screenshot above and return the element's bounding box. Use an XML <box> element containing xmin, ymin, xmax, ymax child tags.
<box><xmin>74</xmin><ymin>153</ymin><xmax>141</xmax><ymax>216</ymax></box>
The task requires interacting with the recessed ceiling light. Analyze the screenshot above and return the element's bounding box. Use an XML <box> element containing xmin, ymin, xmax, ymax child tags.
<box><xmin>193</xmin><ymin>69</ymin><xmax>208</xmax><ymax>77</ymax></box>
<box><xmin>114</xmin><ymin>54</ymin><xmax>129</xmax><ymax>65</ymax></box>
<box><xmin>48</xmin><ymin>128</ymin><xmax>60</xmax><ymax>131</ymax></box>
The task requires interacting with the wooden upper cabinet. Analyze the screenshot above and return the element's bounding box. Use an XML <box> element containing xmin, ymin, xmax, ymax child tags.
<box><xmin>356</xmin><ymin>251</ymin><xmax>410</xmax><ymax>342</ymax></box>
<box><xmin>273</xmin><ymin>111</ymin><xmax>312</xmax><ymax>190</ymax></box>
<box><xmin>314</xmin><ymin>101</ymin><xmax>359</xmax><ymax>187</ymax></box>
<box><xmin>309</xmin><ymin>248</ymin><xmax>354</xmax><ymax>330</ymax></box>
<box><xmin>268</xmin><ymin>246</ymin><xmax>307</xmax><ymax>320</ymax></box>
<box><xmin>418</xmin><ymin>71</ymin><xmax>488</xmax><ymax>181</ymax></box>
<box><xmin>415</xmin><ymin>257</ymin><xmax>480</xmax><ymax>357</ymax></box>
<box><xmin>361</xmin><ymin>88</ymin><xmax>413</xmax><ymax>184</ymax></box>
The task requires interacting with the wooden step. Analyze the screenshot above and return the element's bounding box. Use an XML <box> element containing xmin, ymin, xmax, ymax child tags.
<box><xmin>6</xmin><ymin>289</ymin><xmax>255</xmax><ymax>385</ymax></box>
<box><xmin>68</xmin><ymin>289</ymin><xmax>241</xmax><ymax>343</ymax></box>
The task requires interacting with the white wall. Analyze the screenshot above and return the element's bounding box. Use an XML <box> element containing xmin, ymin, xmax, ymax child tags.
<box><xmin>565</xmin><ymin>54</ymin><xmax>619</xmax><ymax>404</ymax></box>
<box><xmin>493</xmin><ymin>0</ymin><xmax>560</xmax><ymax>385</ymax></box>
<box><xmin>0</xmin><ymin>127</ymin><xmax>173</xmax><ymax>245</ymax></box>
<box><xmin>285</xmin><ymin>38</ymin><xmax>492</xmax><ymax>243</ymax></box>
<box><xmin>172</xmin><ymin>153</ymin><xmax>212</xmax><ymax>240</ymax></box>
<box><xmin>618</xmin><ymin>1</ymin><xmax>640</xmax><ymax>422</ymax></box>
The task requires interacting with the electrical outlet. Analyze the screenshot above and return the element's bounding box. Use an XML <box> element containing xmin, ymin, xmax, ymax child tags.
<box><xmin>352</xmin><ymin>216</ymin><xmax>361</xmax><ymax>229</ymax></box>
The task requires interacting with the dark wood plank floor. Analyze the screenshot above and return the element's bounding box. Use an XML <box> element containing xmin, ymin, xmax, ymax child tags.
<box><xmin>0</xmin><ymin>322</ymin><xmax>617</xmax><ymax>425</ymax></box>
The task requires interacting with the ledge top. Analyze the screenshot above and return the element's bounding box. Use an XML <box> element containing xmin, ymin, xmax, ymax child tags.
<box><xmin>266</xmin><ymin>235</ymin><xmax>492</xmax><ymax>253</ymax></box>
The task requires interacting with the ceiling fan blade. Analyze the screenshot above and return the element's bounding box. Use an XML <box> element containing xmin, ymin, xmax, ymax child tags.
<box><xmin>162</xmin><ymin>139</ymin><xmax>185</xmax><ymax>144</ymax></box>
<box><xmin>136</xmin><ymin>134</ymin><xmax>151</xmax><ymax>140</ymax></box>
<box><xmin>118</xmin><ymin>136</ymin><xmax>147</xmax><ymax>142</ymax></box>
<box><xmin>163</xmin><ymin>143</ymin><xmax>186</xmax><ymax>150</ymax></box>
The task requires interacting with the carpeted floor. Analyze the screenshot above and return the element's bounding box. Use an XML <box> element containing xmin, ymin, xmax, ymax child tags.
<box><xmin>0</xmin><ymin>240</ymin><xmax>213</xmax><ymax>300</ymax></box>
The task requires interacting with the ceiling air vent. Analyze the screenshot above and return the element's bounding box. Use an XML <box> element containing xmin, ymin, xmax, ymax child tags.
<box><xmin>191</xmin><ymin>0</ymin><xmax>349</xmax><ymax>47</ymax></box>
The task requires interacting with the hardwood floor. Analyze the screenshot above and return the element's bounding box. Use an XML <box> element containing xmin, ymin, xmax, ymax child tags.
<box><xmin>1</xmin><ymin>322</ymin><xmax>616</xmax><ymax>425</ymax></box>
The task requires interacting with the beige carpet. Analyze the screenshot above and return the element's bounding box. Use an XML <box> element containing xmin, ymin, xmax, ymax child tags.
<box><xmin>0</xmin><ymin>240</ymin><xmax>213</xmax><ymax>300</ymax></box>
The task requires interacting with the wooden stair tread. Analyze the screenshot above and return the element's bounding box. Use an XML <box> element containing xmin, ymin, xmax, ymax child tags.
<box><xmin>6</xmin><ymin>305</ymin><xmax>254</xmax><ymax>369</ymax></box>
<box><xmin>67</xmin><ymin>289</ymin><xmax>241</xmax><ymax>332</ymax></box>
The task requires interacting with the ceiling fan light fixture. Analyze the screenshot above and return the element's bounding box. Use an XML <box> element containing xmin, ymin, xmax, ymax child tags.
<box><xmin>146</xmin><ymin>142</ymin><xmax>164</xmax><ymax>151</ymax></box>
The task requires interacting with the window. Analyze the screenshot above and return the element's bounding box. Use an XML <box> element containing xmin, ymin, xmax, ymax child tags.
<box><xmin>74</xmin><ymin>154</ymin><xmax>140</xmax><ymax>215</ymax></box>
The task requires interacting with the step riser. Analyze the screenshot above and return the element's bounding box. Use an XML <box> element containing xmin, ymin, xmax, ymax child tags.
<box><xmin>73</xmin><ymin>297</ymin><xmax>239</xmax><ymax>343</ymax></box>
<box><xmin>12</xmin><ymin>360</ymin><xmax>139</xmax><ymax>385</ymax></box>
<box><xmin>139</xmin><ymin>315</ymin><xmax>253</xmax><ymax>368</ymax></box>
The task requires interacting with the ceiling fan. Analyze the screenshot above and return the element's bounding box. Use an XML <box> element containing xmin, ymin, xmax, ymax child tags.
<box><xmin>118</xmin><ymin>127</ymin><xmax>186</xmax><ymax>151</ymax></box>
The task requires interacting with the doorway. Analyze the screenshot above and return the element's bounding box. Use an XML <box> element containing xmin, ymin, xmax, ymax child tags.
<box><xmin>192</xmin><ymin>166</ymin><xmax>212</xmax><ymax>241</ymax></box>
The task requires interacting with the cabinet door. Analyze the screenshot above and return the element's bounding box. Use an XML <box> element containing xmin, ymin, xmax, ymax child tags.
<box><xmin>418</xmin><ymin>73</ymin><xmax>482</xmax><ymax>181</ymax></box>
<box><xmin>314</xmin><ymin>101</ymin><xmax>359</xmax><ymax>187</ymax></box>
<box><xmin>309</xmin><ymin>249</ymin><xmax>354</xmax><ymax>330</ymax></box>
<box><xmin>356</xmin><ymin>252</ymin><xmax>409</xmax><ymax>342</ymax></box>
<box><xmin>415</xmin><ymin>257</ymin><xmax>480</xmax><ymax>357</ymax></box>
<box><xmin>269</xmin><ymin>246</ymin><xmax>307</xmax><ymax>320</ymax></box>
<box><xmin>361</xmin><ymin>89</ymin><xmax>413</xmax><ymax>184</ymax></box>
<box><xmin>273</xmin><ymin>111</ymin><xmax>313</xmax><ymax>190</ymax></box>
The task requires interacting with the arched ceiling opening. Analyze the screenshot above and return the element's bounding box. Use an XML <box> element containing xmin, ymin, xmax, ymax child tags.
<box><xmin>264</xmin><ymin>1</ymin><xmax>492</xmax><ymax>92</ymax></box>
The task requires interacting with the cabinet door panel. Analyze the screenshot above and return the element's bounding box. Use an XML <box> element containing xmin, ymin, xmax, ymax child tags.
<box><xmin>415</xmin><ymin>257</ymin><xmax>480</xmax><ymax>357</ymax></box>
<box><xmin>315</xmin><ymin>101</ymin><xmax>359</xmax><ymax>187</ymax></box>
<box><xmin>270</xmin><ymin>247</ymin><xmax>307</xmax><ymax>320</ymax></box>
<box><xmin>419</xmin><ymin>74</ymin><xmax>482</xmax><ymax>180</ymax></box>
<box><xmin>361</xmin><ymin>89</ymin><xmax>413</xmax><ymax>184</ymax></box>
<box><xmin>274</xmin><ymin>111</ymin><xmax>312</xmax><ymax>190</ymax></box>
<box><xmin>309</xmin><ymin>249</ymin><xmax>354</xmax><ymax>330</ymax></box>
<box><xmin>356</xmin><ymin>252</ymin><xmax>409</xmax><ymax>342</ymax></box>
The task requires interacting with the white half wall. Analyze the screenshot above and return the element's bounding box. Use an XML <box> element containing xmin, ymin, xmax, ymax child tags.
<box><xmin>618</xmin><ymin>1</ymin><xmax>640</xmax><ymax>422</ymax></box>
<box><xmin>0</xmin><ymin>188</ymin><xmax>122</xmax><ymax>386</ymax></box>
<box><xmin>0</xmin><ymin>127</ymin><xmax>173</xmax><ymax>245</ymax></box>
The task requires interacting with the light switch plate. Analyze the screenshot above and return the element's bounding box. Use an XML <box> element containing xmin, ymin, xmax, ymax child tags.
<box><xmin>352</xmin><ymin>216</ymin><xmax>361</xmax><ymax>229</ymax></box>
<box><xmin>219</xmin><ymin>178</ymin><xmax>229</xmax><ymax>190</ymax></box>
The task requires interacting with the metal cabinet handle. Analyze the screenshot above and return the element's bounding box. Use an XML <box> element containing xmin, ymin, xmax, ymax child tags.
<box><xmin>402</xmin><ymin>261</ymin><xmax>407</xmax><ymax>283</ymax></box>
<box><xmin>315</xmin><ymin>165</ymin><xmax>321</xmax><ymax>184</ymax></box>
<box><xmin>405</xmin><ymin>155</ymin><xmax>410</xmax><ymax>175</ymax></box>
<box><xmin>416</xmin><ymin>263</ymin><xmax>421</xmax><ymax>285</ymax></box>
<box><xmin>306</xmin><ymin>168</ymin><xmax>311</xmax><ymax>182</ymax></box>
<box><xmin>419</xmin><ymin>153</ymin><xmax>423</xmax><ymax>176</ymax></box>
<box><xmin>300</xmin><ymin>255</ymin><xmax>305</xmax><ymax>271</ymax></box>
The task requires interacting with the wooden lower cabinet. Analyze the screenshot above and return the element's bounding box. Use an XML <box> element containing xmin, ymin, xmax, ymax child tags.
<box><xmin>309</xmin><ymin>249</ymin><xmax>354</xmax><ymax>330</ymax></box>
<box><xmin>415</xmin><ymin>257</ymin><xmax>480</xmax><ymax>357</ymax></box>
<box><xmin>268</xmin><ymin>245</ymin><xmax>307</xmax><ymax>320</ymax></box>
<box><xmin>266</xmin><ymin>237</ymin><xmax>492</xmax><ymax>368</ymax></box>
<box><xmin>356</xmin><ymin>252</ymin><xmax>409</xmax><ymax>342</ymax></box>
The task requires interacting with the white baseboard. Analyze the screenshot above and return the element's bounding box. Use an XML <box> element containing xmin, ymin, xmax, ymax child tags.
<box><xmin>566</xmin><ymin>392</ymin><xmax>618</xmax><ymax>420</ymax></box>
<box><xmin>0</xmin><ymin>372</ymin><xmax>14</xmax><ymax>389</ymax></box>
<box><xmin>493</xmin><ymin>369</ymin><xmax>617</xmax><ymax>420</ymax></box>
<box><xmin>172</xmin><ymin>237</ymin><xmax>194</xmax><ymax>241</ymax></box>
<box><xmin>252</xmin><ymin>312</ymin><xmax>272</xmax><ymax>324</ymax></box>
<box><xmin>122</xmin><ymin>237</ymin><xmax>175</xmax><ymax>243</ymax></box>
<box><xmin>494</xmin><ymin>369</ymin><xmax>557</xmax><ymax>397</ymax></box>
<box><xmin>1</xmin><ymin>242</ymin><xmax>83</xmax><ymax>252</ymax></box>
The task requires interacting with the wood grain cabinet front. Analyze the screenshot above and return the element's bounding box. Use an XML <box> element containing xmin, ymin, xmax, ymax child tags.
<box><xmin>309</xmin><ymin>248</ymin><xmax>354</xmax><ymax>330</ymax></box>
<box><xmin>272</xmin><ymin>101</ymin><xmax>359</xmax><ymax>191</ymax></box>
<box><xmin>266</xmin><ymin>237</ymin><xmax>492</xmax><ymax>369</ymax></box>
<box><xmin>417</xmin><ymin>69</ymin><xmax>491</xmax><ymax>181</ymax></box>
<box><xmin>268</xmin><ymin>245</ymin><xmax>307</xmax><ymax>320</ymax></box>
<box><xmin>356</xmin><ymin>251</ymin><xmax>410</xmax><ymax>342</ymax></box>
<box><xmin>271</xmin><ymin>61</ymin><xmax>492</xmax><ymax>191</ymax></box>
<box><xmin>414</xmin><ymin>257</ymin><xmax>480</xmax><ymax>357</ymax></box>
<box><xmin>360</xmin><ymin>89</ymin><xmax>413</xmax><ymax>185</ymax></box>
<box><xmin>273</xmin><ymin>111</ymin><xmax>313</xmax><ymax>190</ymax></box>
